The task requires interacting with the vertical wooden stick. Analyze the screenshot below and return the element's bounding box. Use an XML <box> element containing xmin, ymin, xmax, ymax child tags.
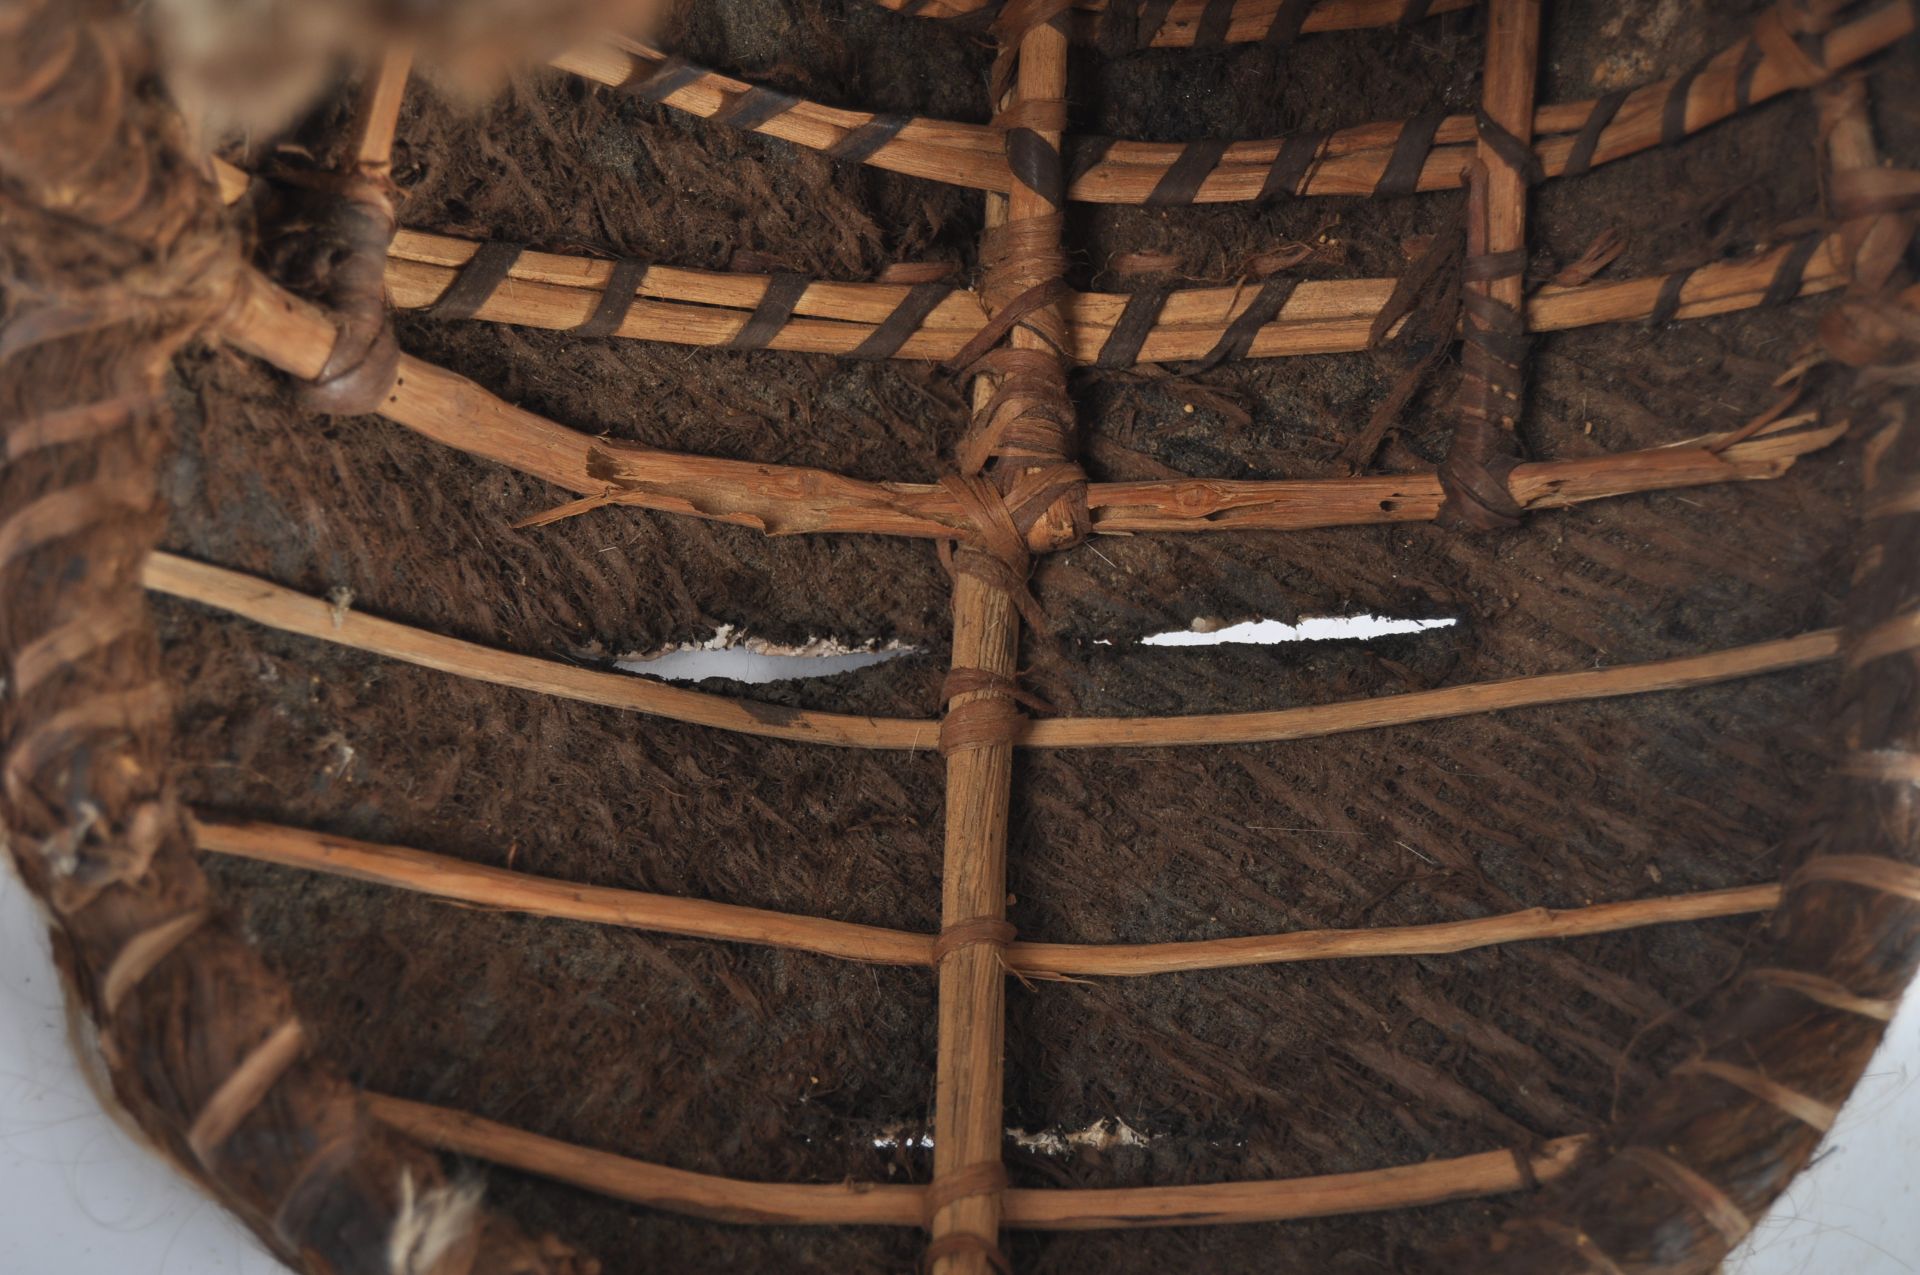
<box><xmin>929</xmin><ymin>15</ymin><xmax>1070</xmax><ymax>1274</ymax></box>
<box><xmin>930</xmin><ymin>569</ymin><xmax>1020</xmax><ymax>1274</ymax></box>
<box><xmin>1473</xmin><ymin>0</ymin><xmax>1541</xmax><ymax>315</ymax></box>
<box><xmin>1438</xmin><ymin>0</ymin><xmax>1542</xmax><ymax>528</ymax></box>
<box><xmin>350</xmin><ymin>43</ymin><xmax>414</xmax><ymax>184</ymax></box>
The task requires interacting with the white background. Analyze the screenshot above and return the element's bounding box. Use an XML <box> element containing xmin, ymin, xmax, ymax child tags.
<box><xmin>2</xmin><ymin>864</ymin><xmax>1914</xmax><ymax>1272</ymax></box>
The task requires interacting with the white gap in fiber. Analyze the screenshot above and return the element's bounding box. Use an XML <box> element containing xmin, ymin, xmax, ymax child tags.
<box><xmin>617</xmin><ymin>624</ymin><xmax>914</xmax><ymax>685</ymax></box>
<box><xmin>1137</xmin><ymin>614</ymin><xmax>1457</xmax><ymax>647</ymax></box>
<box><xmin>621</xmin><ymin>614</ymin><xmax>1455</xmax><ymax>686</ymax></box>
<box><xmin>867</xmin><ymin>1118</ymin><xmax>1151</xmax><ymax>1156</ymax></box>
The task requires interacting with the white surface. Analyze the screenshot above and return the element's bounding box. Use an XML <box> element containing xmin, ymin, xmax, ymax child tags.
<box><xmin>0</xmin><ymin>870</ymin><xmax>282</xmax><ymax>1273</ymax></box>
<box><xmin>2</xmin><ymin>855</ymin><xmax>1914</xmax><ymax>1272</ymax></box>
<box><xmin>1140</xmin><ymin>614</ymin><xmax>1457</xmax><ymax>647</ymax></box>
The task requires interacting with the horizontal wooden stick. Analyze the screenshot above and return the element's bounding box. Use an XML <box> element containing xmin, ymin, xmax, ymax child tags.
<box><xmin>1006</xmin><ymin>1134</ymin><xmax>1587</xmax><ymax>1228</ymax></box>
<box><xmin>222</xmin><ymin>267</ymin><xmax>1838</xmax><ymax>542</ymax></box>
<box><xmin>369</xmin><ymin>1093</ymin><xmax>922</xmax><ymax>1226</ymax></box>
<box><xmin>196</xmin><ymin>817</ymin><xmax>1782</xmax><ymax>977</ymax></box>
<box><xmin>384</xmin><ymin>228</ymin><xmax>1849</xmax><ymax>364</ymax></box>
<box><xmin>368</xmin><ymin>1090</ymin><xmax>1588</xmax><ymax>1229</ymax></box>
<box><xmin>1011</xmin><ymin>884</ymin><xmax>1781</xmax><ymax>975</ymax></box>
<box><xmin>873</xmin><ymin>0</ymin><xmax>1476</xmax><ymax>49</ymax></box>
<box><xmin>217</xmin><ymin>269</ymin><xmax>967</xmax><ymax>539</ymax></box>
<box><xmin>1085</xmin><ymin>416</ymin><xmax>1845</xmax><ymax>533</ymax></box>
<box><xmin>555</xmin><ymin>4</ymin><xmax>1913</xmax><ymax>202</ymax></box>
<box><xmin>1019</xmin><ymin>628</ymin><xmax>1839</xmax><ymax>747</ymax></box>
<box><xmin>145</xmin><ymin>550</ymin><xmax>1839</xmax><ymax>752</ymax></box>
<box><xmin>141</xmin><ymin>551</ymin><xmax>936</xmax><ymax>750</ymax></box>
<box><xmin>555</xmin><ymin>41</ymin><xmax>1010</xmax><ymax>191</ymax></box>
<box><xmin>193</xmin><ymin>819</ymin><xmax>933</xmax><ymax>965</ymax></box>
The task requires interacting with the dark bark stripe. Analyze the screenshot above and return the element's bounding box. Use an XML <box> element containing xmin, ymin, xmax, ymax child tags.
<box><xmin>1374</xmin><ymin>111</ymin><xmax>1445</xmax><ymax>197</ymax></box>
<box><xmin>1095</xmin><ymin>285</ymin><xmax>1174</xmax><ymax>368</ymax></box>
<box><xmin>1008</xmin><ymin>127</ymin><xmax>1064</xmax><ymax>206</ymax></box>
<box><xmin>1662</xmin><ymin>57</ymin><xmax>1709</xmax><ymax>147</ymax></box>
<box><xmin>1463</xmin><ymin>248</ymin><xmax>1527</xmax><ymax>283</ymax></box>
<box><xmin>711</xmin><ymin>85</ymin><xmax>801</xmax><ymax>131</ymax></box>
<box><xmin>848</xmin><ymin>282</ymin><xmax>954</xmax><ymax>359</ymax></box>
<box><xmin>1188</xmin><ymin>274</ymin><xmax>1300</xmax><ymax>368</ymax></box>
<box><xmin>572</xmin><ymin>258</ymin><xmax>651</xmax><ymax>339</ymax></box>
<box><xmin>1136</xmin><ymin>0</ymin><xmax>1181</xmax><ymax>46</ymax></box>
<box><xmin>1649</xmin><ymin>268</ymin><xmax>1693</xmax><ymax>326</ymax></box>
<box><xmin>1194</xmin><ymin>0</ymin><xmax>1237</xmax><ymax>48</ymax></box>
<box><xmin>1475</xmin><ymin>108</ymin><xmax>1545</xmax><ymax>185</ymax></box>
<box><xmin>1761</xmin><ymin>234</ymin><xmax>1824</xmax><ymax>308</ymax></box>
<box><xmin>727</xmin><ymin>272</ymin><xmax>811</xmax><ymax>349</ymax></box>
<box><xmin>621</xmin><ymin>57</ymin><xmax>707</xmax><ymax>103</ymax></box>
<box><xmin>1066</xmin><ymin>135</ymin><xmax>1119</xmax><ymax>189</ymax></box>
<box><xmin>1096</xmin><ymin>0</ymin><xmax>1140</xmax><ymax>53</ymax></box>
<box><xmin>1264</xmin><ymin>0</ymin><xmax>1314</xmax><ymax>47</ymax></box>
<box><xmin>1259</xmin><ymin>129</ymin><xmax>1327</xmax><ymax>201</ymax></box>
<box><xmin>826</xmin><ymin>113</ymin><xmax>911</xmax><ymax>162</ymax></box>
<box><xmin>1562</xmin><ymin>89</ymin><xmax>1629</xmax><ymax>177</ymax></box>
<box><xmin>426</xmin><ymin>242</ymin><xmax>524</xmax><ymax>321</ymax></box>
<box><xmin>1146</xmin><ymin>139</ymin><xmax>1231</xmax><ymax>207</ymax></box>
<box><xmin>1732</xmin><ymin>38</ymin><xmax>1766</xmax><ymax>110</ymax></box>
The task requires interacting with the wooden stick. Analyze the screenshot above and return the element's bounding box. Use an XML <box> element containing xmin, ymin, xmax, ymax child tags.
<box><xmin>932</xmin><ymin>565</ymin><xmax>1018</xmax><ymax>1273</ymax></box>
<box><xmin>1013</xmin><ymin>1134</ymin><xmax>1586</xmax><ymax>1228</ymax></box>
<box><xmin>1084</xmin><ymin>415</ymin><xmax>1845</xmax><ymax>532</ymax></box>
<box><xmin>929</xmin><ymin>13</ymin><xmax>1078</xmax><ymax>1266</ymax></box>
<box><xmin>553</xmin><ymin>42</ymin><xmax>1009</xmax><ymax>191</ymax></box>
<box><xmin>145</xmin><ymin>548</ymin><xmax>1839</xmax><ymax>754</ymax></box>
<box><xmin>197</xmin><ymin>817</ymin><xmax>1782</xmax><ymax>976</ymax></box>
<box><xmin>140</xmin><ymin>551</ymin><xmax>937</xmax><ymax>750</ymax></box>
<box><xmin>1475</xmin><ymin>0</ymin><xmax>1539</xmax><ymax>315</ymax></box>
<box><xmin>215</xmin><ymin>268</ymin><xmax>1844</xmax><ymax>540</ymax></box>
<box><xmin>216</xmin><ymin>269</ymin><xmax>967</xmax><ymax>539</ymax></box>
<box><xmin>349</xmin><ymin>44</ymin><xmax>412</xmax><ymax>181</ymax></box>
<box><xmin>379</xmin><ymin>227</ymin><xmax>1849</xmax><ymax>363</ymax></box>
<box><xmin>193</xmin><ymin>819</ymin><xmax>934</xmax><ymax>966</ymax></box>
<box><xmin>365</xmin><ymin>1090</ymin><xmax>1588</xmax><ymax>1230</ymax></box>
<box><xmin>1019</xmin><ymin>628</ymin><xmax>1838</xmax><ymax>748</ymax></box>
<box><xmin>551</xmin><ymin>4</ymin><xmax>1914</xmax><ymax>203</ymax></box>
<box><xmin>367</xmin><ymin>1092</ymin><xmax>924</xmax><ymax>1226</ymax></box>
<box><xmin>1010</xmin><ymin>884</ymin><xmax>1780</xmax><ymax>975</ymax></box>
<box><xmin>872</xmin><ymin>0</ymin><xmax>1475</xmax><ymax>48</ymax></box>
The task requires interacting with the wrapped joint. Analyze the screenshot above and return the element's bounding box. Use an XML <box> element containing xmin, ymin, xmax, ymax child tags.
<box><xmin>1439</xmin><ymin>166</ymin><xmax>1529</xmax><ymax>531</ymax></box>
<box><xmin>923</xmin><ymin>1160</ymin><xmax>1014</xmax><ymax>1273</ymax></box>
<box><xmin>939</xmin><ymin>662</ymin><xmax>1030</xmax><ymax>754</ymax></box>
<box><xmin>932</xmin><ymin>917</ymin><xmax>1019</xmax><ymax>962</ymax></box>
<box><xmin>258</xmin><ymin>171</ymin><xmax>402</xmax><ymax>415</ymax></box>
<box><xmin>965</xmin><ymin>114</ymin><xmax>1088</xmax><ymax>553</ymax></box>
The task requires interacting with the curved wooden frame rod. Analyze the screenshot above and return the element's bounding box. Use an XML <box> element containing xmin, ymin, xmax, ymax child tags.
<box><xmin>547</xmin><ymin>4</ymin><xmax>1914</xmax><ymax>203</ymax></box>
<box><xmin>146</xmin><ymin>549</ymin><xmax>1840</xmax><ymax>753</ymax></box>
<box><xmin>366</xmin><ymin>1091</ymin><xmax>1594</xmax><ymax>1229</ymax></box>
